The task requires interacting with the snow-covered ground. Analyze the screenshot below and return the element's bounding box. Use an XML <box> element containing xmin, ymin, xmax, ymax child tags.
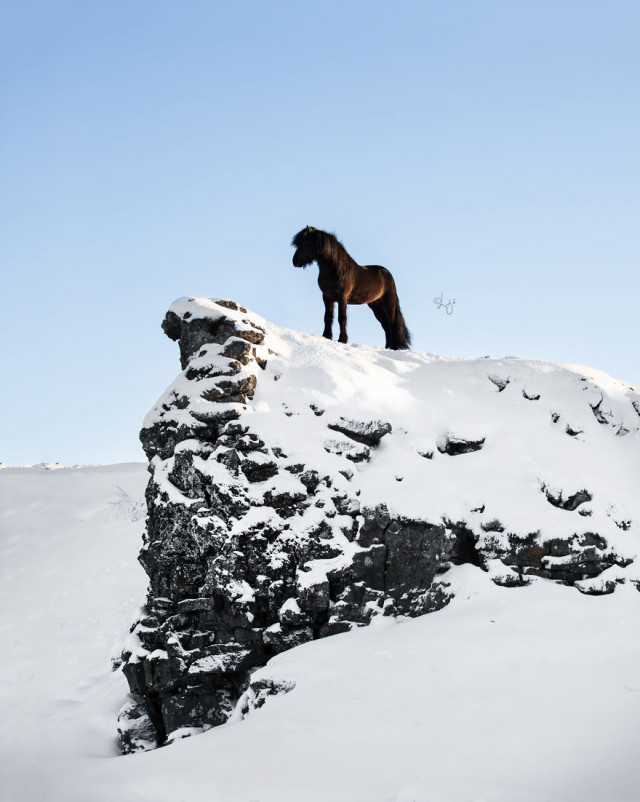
<box><xmin>1</xmin><ymin>462</ymin><xmax>639</xmax><ymax>801</ymax></box>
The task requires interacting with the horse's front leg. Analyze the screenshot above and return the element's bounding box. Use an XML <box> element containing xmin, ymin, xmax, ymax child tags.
<box><xmin>322</xmin><ymin>296</ymin><xmax>334</xmax><ymax>339</ymax></box>
<box><xmin>337</xmin><ymin>297</ymin><xmax>348</xmax><ymax>344</ymax></box>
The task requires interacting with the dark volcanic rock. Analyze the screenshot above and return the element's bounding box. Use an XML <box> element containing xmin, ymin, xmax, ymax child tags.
<box><xmin>119</xmin><ymin>298</ymin><xmax>465</xmax><ymax>752</ymax></box>
<box><xmin>163</xmin><ymin>300</ymin><xmax>265</xmax><ymax>370</ymax></box>
<box><xmin>542</xmin><ymin>485</ymin><xmax>592</xmax><ymax>511</ymax></box>
<box><xmin>488</xmin><ymin>374</ymin><xmax>510</xmax><ymax>392</ymax></box>
<box><xmin>327</xmin><ymin>417</ymin><xmax>392</xmax><ymax>447</ymax></box>
<box><xmin>384</xmin><ymin>518</ymin><xmax>451</xmax><ymax>600</ymax></box>
<box><xmin>491</xmin><ymin>530</ymin><xmax>626</xmax><ymax>584</ymax></box>
<box><xmin>323</xmin><ymin>438</ymin><xmax>371</xmax><ymax>463</ymax></box>
<box><xmin>437</xmin><ymin>434</ymin><xmax>485</xmax><ymax>456</ymax></box>
<box><xmin>119</xmin><ymin>296</ymin><xmax>636</xmax><ymax>753</ymax></box>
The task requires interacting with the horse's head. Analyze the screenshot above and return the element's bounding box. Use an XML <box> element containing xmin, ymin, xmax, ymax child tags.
<box><xmin>291</xmin><ymin>226</ymin><xmax>320</xmax><ymax>268</ymax></box>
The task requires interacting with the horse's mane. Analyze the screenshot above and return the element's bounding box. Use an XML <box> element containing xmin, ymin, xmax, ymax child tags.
<box><xmin>292</xmin><ymin>227</ymin><xmax>357</xmax><ymax>276</ymax></box>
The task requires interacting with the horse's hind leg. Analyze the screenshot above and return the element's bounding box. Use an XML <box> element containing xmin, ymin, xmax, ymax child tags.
<box><xmin>368</xmin><ymin>301</ymin><xmax>392</xmax><ymax>348</ymax></box>
<box><xmin>322</xmin><ymin>297</ymin><xmax>334</xmax><ymax>339</ymax></box>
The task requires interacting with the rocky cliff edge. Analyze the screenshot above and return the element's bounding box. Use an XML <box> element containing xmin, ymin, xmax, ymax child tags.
<box><xmin>118</xmin><ymin>297</ymin><xmax>640</xmax><ymax>751</ymax></box>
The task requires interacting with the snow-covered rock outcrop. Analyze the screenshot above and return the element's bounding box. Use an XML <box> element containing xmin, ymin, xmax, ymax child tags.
<box><xmin>119</xmin><ymin>297</ymin><xmax>640</xmax><ymax>751</ymax></box>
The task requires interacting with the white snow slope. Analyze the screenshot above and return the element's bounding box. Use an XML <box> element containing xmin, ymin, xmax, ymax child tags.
<box><xmin>2</xmin><ymin>313</ymin><xmax>640</xmax><ymax>801</ymax></box>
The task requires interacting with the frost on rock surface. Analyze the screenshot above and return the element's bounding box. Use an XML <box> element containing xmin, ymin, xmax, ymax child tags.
<box><xmin>119</xmin><ymin>297</ymin><xmax>640</xmax><ymax>751</ymax></box>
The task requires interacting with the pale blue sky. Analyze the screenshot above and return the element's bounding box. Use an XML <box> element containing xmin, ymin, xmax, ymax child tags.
<box><xmin>2</xmin><ymin>1</ymin><xmax>639</xmax><ymax>464</ymax></box>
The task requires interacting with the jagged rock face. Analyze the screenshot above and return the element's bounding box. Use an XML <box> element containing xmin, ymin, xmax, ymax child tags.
<box><xmin>120</xmin><ymin>300</ymin><xmax>453</xmax><ymax>751</ymax></box>
<box><xmin>119</xmin><ymin>297</ymin><xmax>640</xmax><ymax>751</ymax></box>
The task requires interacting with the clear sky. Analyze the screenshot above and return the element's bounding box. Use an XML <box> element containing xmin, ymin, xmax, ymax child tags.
<box><xmin>2</xmin><ymin>1</ymin><xmax>639</xmax><ymax>465</ymax></box>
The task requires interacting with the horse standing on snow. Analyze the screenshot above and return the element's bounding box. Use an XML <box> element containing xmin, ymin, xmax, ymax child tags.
<box><xmin>291</xmin><ymin>226</ymin><xmax>411</xmax><ymax>350</ymax></box>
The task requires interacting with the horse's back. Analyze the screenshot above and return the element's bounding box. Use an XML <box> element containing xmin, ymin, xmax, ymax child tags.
<box><xmin>364</xmin><ymin>264</ymin><xmax>397</xmax><ymax>290</ymax></box>
<box><xmin>363</xmin><ymin>264</ymin><xmax>387</xmax><ymax>273</ymax></box>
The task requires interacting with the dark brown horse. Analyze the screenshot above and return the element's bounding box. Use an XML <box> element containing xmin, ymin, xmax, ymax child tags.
<box><xmin>291</xmin><ymin>226</ymin><xmax>411</xmax><ymax>350</ymax></box>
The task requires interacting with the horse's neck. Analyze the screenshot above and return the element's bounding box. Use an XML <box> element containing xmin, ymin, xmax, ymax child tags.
<box><xmin>317</xmin><ymin>247</ymin><xmax>357</xmax><ymax>279</ymax></box>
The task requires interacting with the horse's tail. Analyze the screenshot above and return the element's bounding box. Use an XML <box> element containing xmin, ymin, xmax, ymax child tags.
<box><xmin>384</xmin><ymin>271</ymin><xmax>411</xmax><ymax>350</ymax></box>
<box><xmin>393</xmin><ymin>303</ymin><xmax>412</xmax><ymax>350</ymax></box>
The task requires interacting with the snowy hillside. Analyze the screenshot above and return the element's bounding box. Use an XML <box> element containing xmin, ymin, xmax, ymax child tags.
<box><xmin>2</xmin><ymin>298</ymin><xmax>640</xmax><ymax>801</ymax></box>
<box><xmin>0</xmin><ymin>464</ymin><xmax>148</xmax><ymax>800</ymax></box>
